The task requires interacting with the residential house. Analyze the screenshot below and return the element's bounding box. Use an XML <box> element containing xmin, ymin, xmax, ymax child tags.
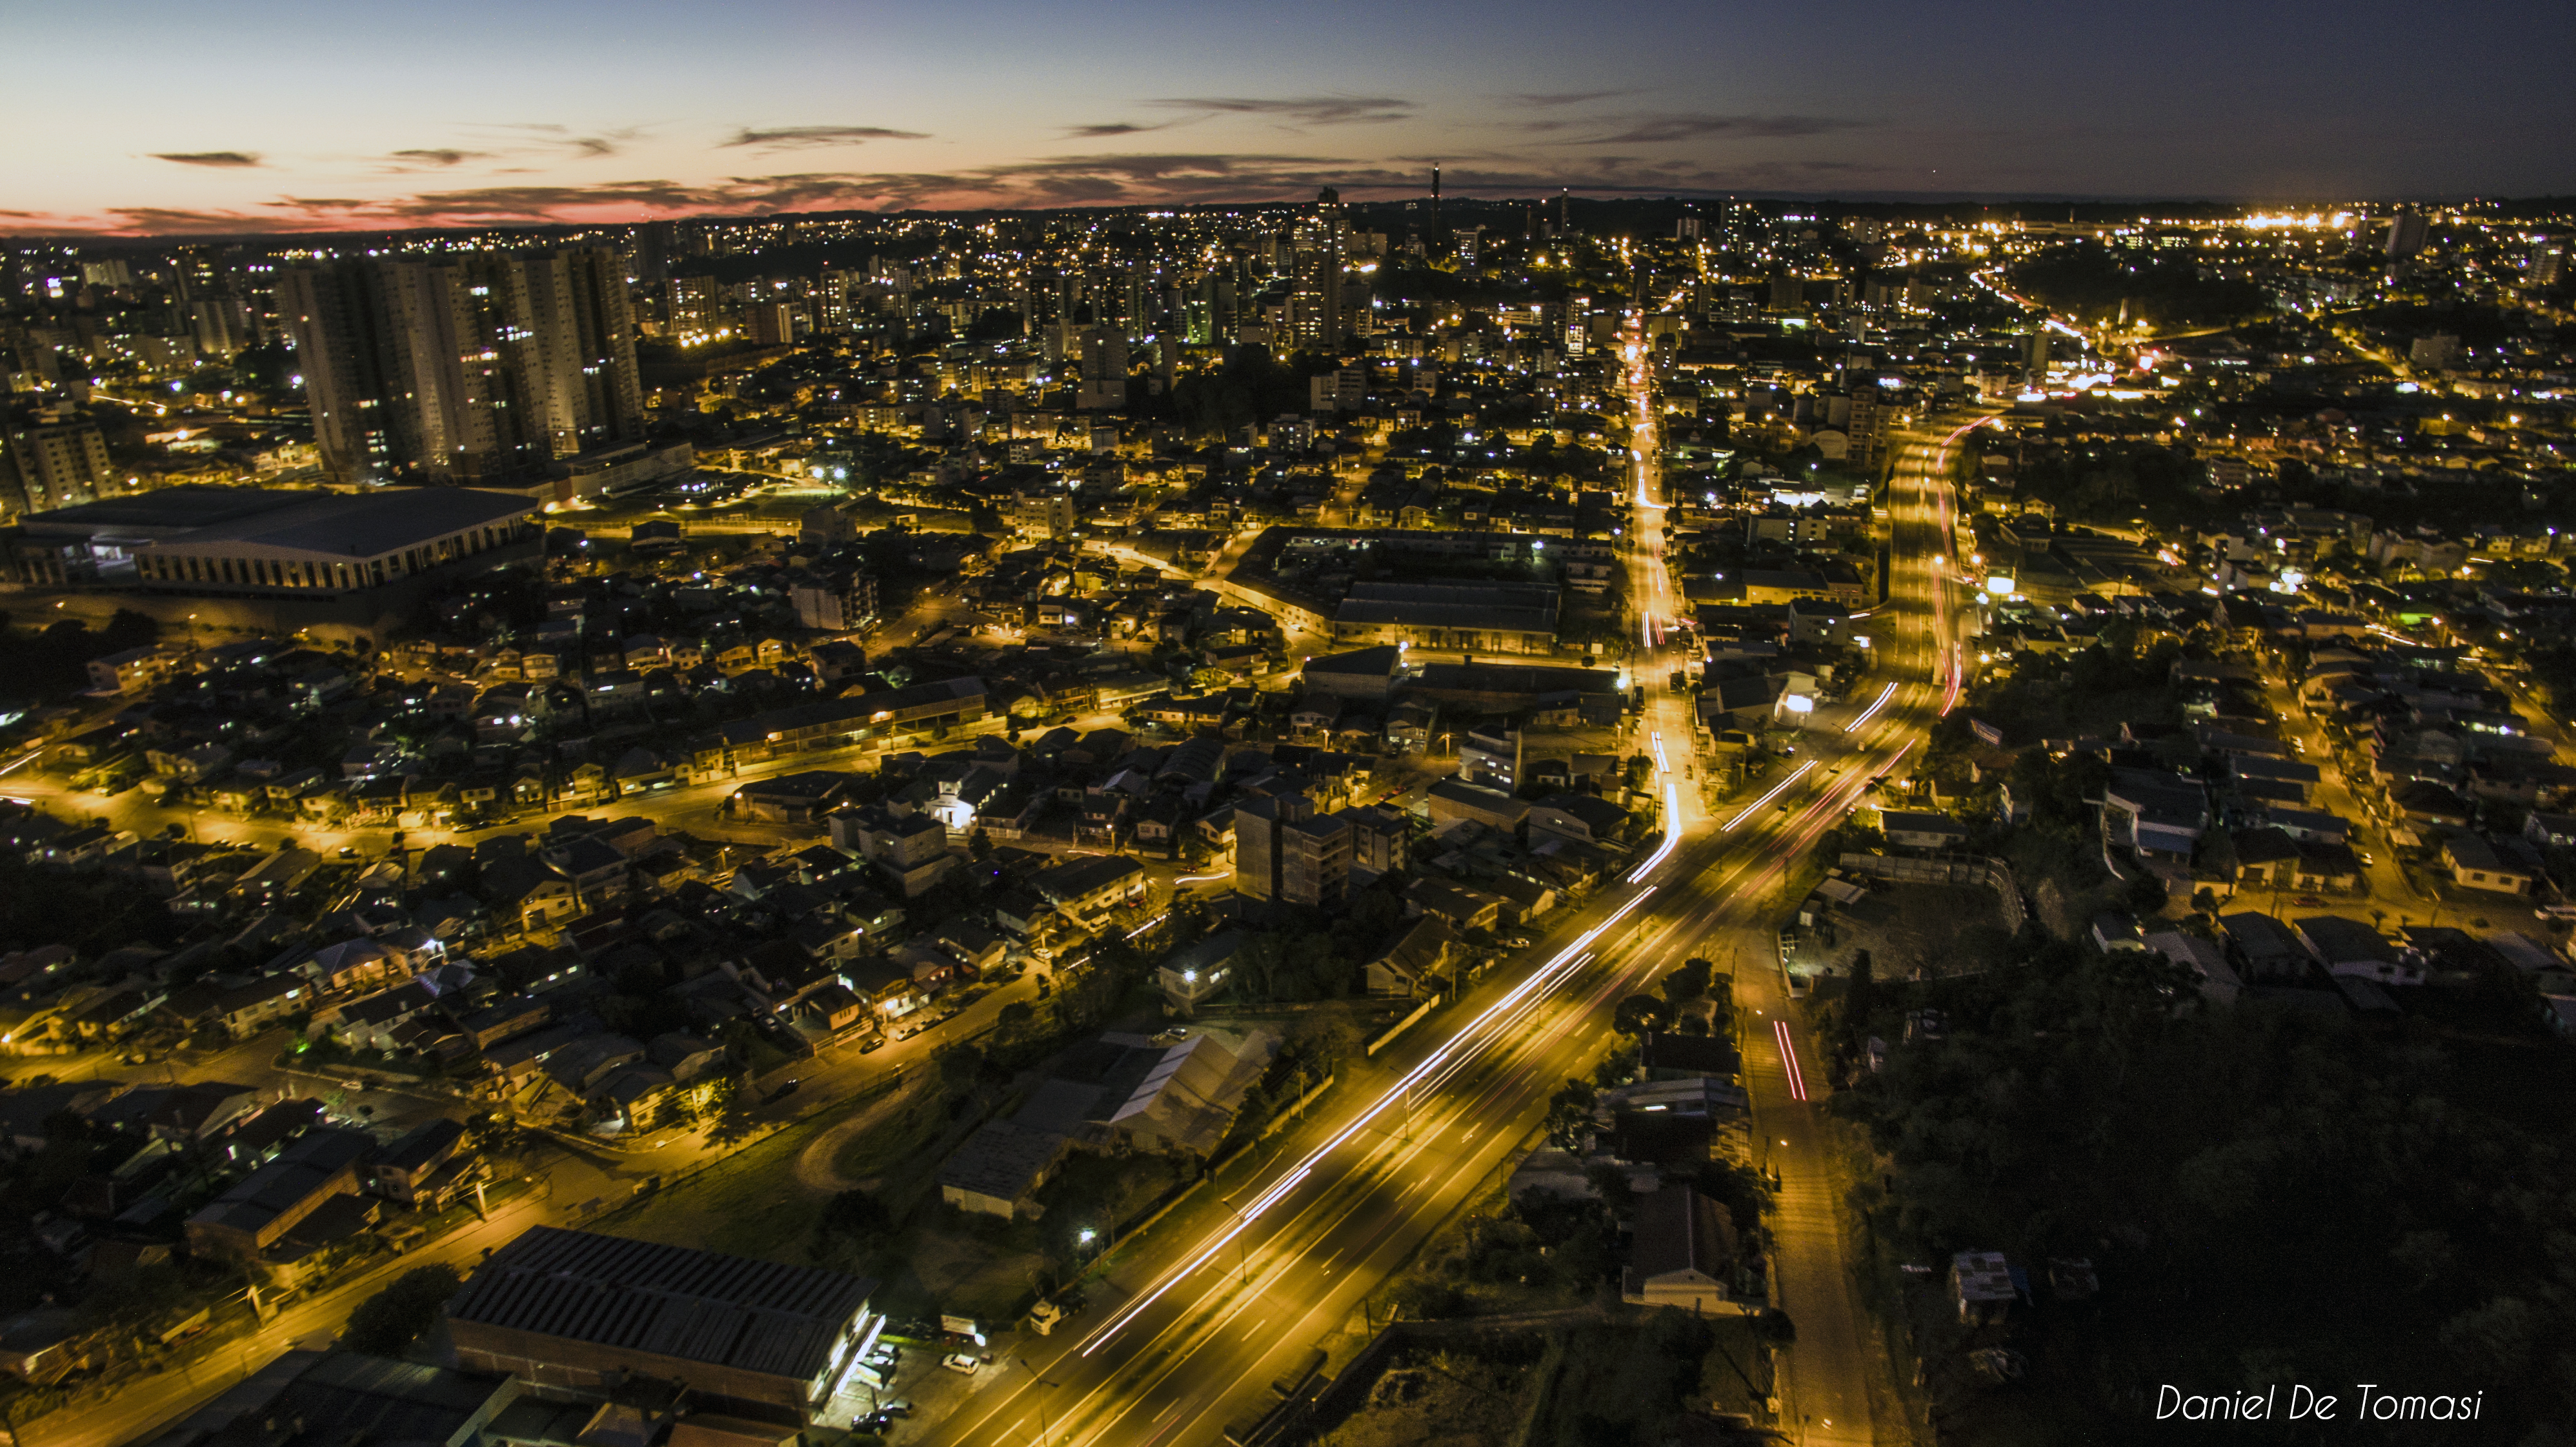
<box><xmin>1621</xmin><ymin>1183</ymin><xmax>1744</xmax><ymax>1311</ymax></box>
<box><xmin>1879</xmin><ymin>810</ymin><xmax>1969</xmax><ymax>851</ymax></box>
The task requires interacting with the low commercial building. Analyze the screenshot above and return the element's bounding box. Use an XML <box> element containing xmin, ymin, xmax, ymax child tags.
<box><xmin>713</xmin><ymin>677</ymin><xmax>988</xmax><ymax>766</ymax></box>
<box><xmin>184</xmin><ymin>1126</ymin><xmax>374</xmax><ymax>1257</ymax></box>
<box><xmin>1330</xmin><ymin>581</ymin><xmax>1560</xmax><ymax>655</ymax></box>
<box><xmin>446</xmin><ymin>1226</ymin><xmax>881</xmax><ymax>1426</ymax></box>
<box><xmin>5</xmin><ymin>485</ymin><xmax>538</xmax><ymax>593</ymax></box>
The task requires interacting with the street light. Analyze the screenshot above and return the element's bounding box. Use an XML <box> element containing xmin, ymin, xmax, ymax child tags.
<box><xmin>1017</xmin><ymin>1357</ymin><xmax>1063</xmax><ymax>1446</ymax></box>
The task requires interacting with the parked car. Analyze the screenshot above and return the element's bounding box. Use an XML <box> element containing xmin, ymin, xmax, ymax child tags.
<box><xmin>940</xmin><ymin>1353</ymin><xmax>981</xmax><ymax>1376</ymax></box>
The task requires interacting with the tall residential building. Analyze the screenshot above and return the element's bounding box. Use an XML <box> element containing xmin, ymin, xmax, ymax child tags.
<box><xmin>1075</xmin><ymin>324</ymin><xmax>1129</xmax><ymax>411</ymax></box>
<box><xmin>634</xmin><ymin>220</ymin><xmax>674</xmax><ymax>287</ymax></box>
<box><xmin>2383</xmin><ymin>212</ymin><xmax>2430</xmax><ymax>259</ymax></box>
<box><xmin>2530</xmin><ymin>239</ymin><xmax>2568</xmax><ymax>289</ymax></box>
<box><xmin>1291</xmin><ymin>188</ymin><xmax>1348</xmax><ymax>350</ymax></box>
<box><xmin>0</xmin><ymin>405</ymin><xmax>116</xmax><ymax>518</ymax></box>
<box><xmin>1234</xmin><ymin>791</ymin><xmax>1351</xmax><ymax>907</ymax></box>
<box><xmin>1460</xmin><ymin>725</ymin><xmax>1520</xmax><ymax>790</ymax></box>
<box><xmin>789</xmin><ymin>568</ymin><xmax>878</xmax><ymax>632</ymax></box>
<box><xmin>745</xmin><ymin>300</ymin><xmax>798</xmax><ymax>346</ymax></box>
<box><xmin>665</xmin><ymin>274</ymin><xmax>718</xmax><ymax>336</ymax></box>
<box><xmin>277</xmin><ymin>248</ymin><xmax>642</xmax><ymax>484</ymax></box>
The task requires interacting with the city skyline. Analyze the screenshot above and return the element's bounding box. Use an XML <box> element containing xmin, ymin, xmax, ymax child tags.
<box><xmin>10</xmin><ymin>0</ymin><xmax>2575</xmax><ymax>236</ymax></box>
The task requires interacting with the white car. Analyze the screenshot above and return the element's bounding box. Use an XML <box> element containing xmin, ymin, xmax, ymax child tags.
<box><xmin>940</xmin><ymin>1353</ymin><xmax>981</xmax><ymax>1376</ymax></box>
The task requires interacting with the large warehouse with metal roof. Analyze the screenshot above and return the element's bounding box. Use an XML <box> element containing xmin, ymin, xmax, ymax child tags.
<box><xmin>444</xmin><ymin>1226</ymin><xmax>883</xmax><ymax>1424</ymax></box>
<box><xmin>3</xmin><ymin>483</ymin><xmax>537</xmax><ymax>593</ymax></box>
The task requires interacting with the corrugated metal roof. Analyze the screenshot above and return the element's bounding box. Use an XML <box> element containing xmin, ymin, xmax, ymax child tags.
<box><xmin>447</xmin><ymin>1227</ymin><xmax>872</xmax><ymax>1383</ymax></box>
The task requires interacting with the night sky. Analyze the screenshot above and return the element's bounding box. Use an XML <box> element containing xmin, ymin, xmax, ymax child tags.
<box><xmin>11</xmin><ymin>0</ymin><xmax>2571</xmax><ymax>235</ymax></box>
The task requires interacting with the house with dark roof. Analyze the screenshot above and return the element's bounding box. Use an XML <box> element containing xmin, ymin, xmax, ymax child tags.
<box><xmin>1621</xmin><ymin>1183</ymin><xmax>1744</xmax><ymax>1311</ymax></box>
<box><xmin>1365</xmin><ymin>916</ymin><xmax>1464</xmax><ymax>998</ymax></box>
<box><xmin>185</xmin><ymin>1126</ymin><xmax>374</xmax><ymax>1257</ymax></box>
<box><xmin>1529</xmin><ymin>793</ymin><xmax>1633</xmax><ymax>849</ymax></box>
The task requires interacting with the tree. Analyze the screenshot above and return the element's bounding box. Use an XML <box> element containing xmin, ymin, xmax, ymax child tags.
<box><xmin>1839</xmin><ymin>949</ymin><xmax>1875</xmax><ymax>1062</ymax></box>
<box><xmin>343</xmin><ymin>1264</ymin><xmax>461</xmax><ymax>1357</ymax></box>
<box><xmin>75</xmin><ymin>1263</ymin><xmax>192</xmax><ymax>1337</ymax></box>
<box><xmin>1289</xmin><ymin>1000</ymin><xmax>1366</xmax><ymax>1068</ymax></box>
<box><xmin>1612</xmin><ymin>994</ymin><xmax>1670</xmax><ymax>1038</ymax></box>
<box><xmin>697</xmin><ymin>1074</ymin><xmax>759</xmax><ymax>1148</ymax></box>
<box><xmin>936</xmin><ymin>1042</ymin><xmax>985</xmax><ymax>1097</ymax></box>
<box><xmin>1660</xmin><ymin>957</ymin><xmax>1715</xmax><ymax>1006</ymax></box>
<box><xmin>994</xmin><ymin>1000</ymin><xmax>1036</xmax><ymax>1041</ymax></box>
<box><xmin>1544</xmin><ymin>1077</ymin><xmax>1598</xmax><ymax>1150</ymax></box>
<box><xmin>969</xmin><ymin>827</ymin><xmax>992</xmax><ymax>861</ymax></box>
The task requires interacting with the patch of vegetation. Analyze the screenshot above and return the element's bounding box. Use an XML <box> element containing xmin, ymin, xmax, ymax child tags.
<box><xmin>342</xmin><ymin>1264</ymin><xmax>461</xmax><ymax>1357</ymax></box>
<box><xmin>2009</xmin><ymin>242</ymin><xmax>2271</xmax><ymax>332</ymax></box>
<box><xmin>1827</xmin><ymin>924</ymin><xmax>2576</xmax><ymax>1443</ymax></box>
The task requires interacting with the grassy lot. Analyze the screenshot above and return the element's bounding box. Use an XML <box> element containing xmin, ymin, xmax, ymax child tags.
<box><xmin>833</xmin><ymin>1088</ymin><xmax>955</xmax><ymax>1199</ymax></box>
<box><xmin>1331</xmin><ymin>1318</ymin><xmax>1776</xmax><ymax>1447</ymax></box>
<box><xmin>606</xmin><ymin>1078</ymin><xmax>898</xmax><ymax>1262</ymax></box>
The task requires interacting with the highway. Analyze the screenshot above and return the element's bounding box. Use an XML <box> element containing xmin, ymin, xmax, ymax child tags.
<box><xmin>904</xmin><ymin>316</ymin><xmax>1985</xmax><ymax>1446</ymax></box>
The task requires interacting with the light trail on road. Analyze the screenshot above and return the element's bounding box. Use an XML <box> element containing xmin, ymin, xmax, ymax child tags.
<box><xmin>1724</xmin><ymin>761</ymin><xmax>1816</xmax><ymax>832</ymax></box>
<box><xmin>1842</xmin><ymin>682</ymin><xmax>1898</xmax><ymax>733</ymax></box>
<box><xmin>1078</xmin><ymin>878</ymin><xmax>1667</xmax><ymax>1357</ymax></box>
<box><xmin>1773</xmin><ymin>1020</ymin><xmax>1810</xmax><ymax>1102</ymax></box>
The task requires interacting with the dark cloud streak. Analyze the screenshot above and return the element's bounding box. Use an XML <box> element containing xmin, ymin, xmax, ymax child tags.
<box><xmin>1145</xmin><ymin>96</ymin><xmax>1414</xmax><ymax>126</ymax></box>
<box><xmin>1511</xmin><ymin>90</ymin><xmax>1639</xmax><ymax>108</ymax></box>
<box><xmin>723</xmin><ymin>125</ymin><xmax>932</xmax><ymax>150</ymax></box>
<box><xmin>151</xmin><ymin>152</ymin><xmax>261</xmax><ymax>168</ymax></box>
<box><xmin>1564</xmin><ymin>113</ymin><xmax>1865</xmax><ymax>145</ymax></box>
<box><xmin>384</xmin><ymin>148</ymin><xmax>491</xmax><ymax>169</ymax></box>
<box><xmin>1062</xmin><ymin>121</ymin><xmax>1175</xmax><ymax>138</ymax></box>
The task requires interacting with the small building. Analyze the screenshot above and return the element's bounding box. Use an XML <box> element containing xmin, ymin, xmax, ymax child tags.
<box><xmin>1529</xmin><ymin>793</ymin><xmax>1632</xmax><ymax>849</ymax></box>
<box><xmin>1425</xmin><ymin>779</ymin><xmax>1529</xmax><ymax>836</ymax></box>
<box><xmin>1621</xmin><ymin>1184</ymin><xmax>1744</xmax><ymax>1312</ymax></box>
<box><xmin>2443</xmin><ymin>833</ymin><xmax>2540</xmax><ymax>896</ymax></box>
<box><xmin>1949</xmin><ymin>1250</ymin><xmax>2017</xmax><ymax>1326</ymax></box>
<box><xmin>1156</xmin><ymin>929</ymin><xmax>1247</xmax><ymax>1015</ymax></box>
<box><xmin>2294</xmin><ymin>915</ymin><xmax>2422</xmax><ymax>986</ymax></box>
<box><xmin>1878</xmin><ymin>810</ymin><xmax>1968</xmax><ymax>851</ymax></box>
<box><xmin>370</xmin><ymin>1118</ymin><xmax>477</xmax><ymax>1210</ymax></box>
<box><xmin>2144</xmin><ymin>929</ymin><xmax>2243</xmax><ymax>1006</ymax></box>
<box><xmin>184</xmin><ymin>1126</ymin><xmax>374</xmax><ymax>1257</ymax></box>
<box><xmin>937</xmin><ymin>1120</ymin><xmax>1072</xmax><ymax>1220</ymax></box>
<box><xmin>2218</xmin><ymin>911</ymin><xmax>2309</xmax><ymax>982</ymax></box>
<box><xmin>1364</xmin><ymin>916</ymin><xmax>1463</xmax><ymax>998</ymax></box>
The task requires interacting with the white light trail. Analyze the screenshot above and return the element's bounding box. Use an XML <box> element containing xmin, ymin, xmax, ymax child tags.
<box><xmin>1842</xmin><ymin>682</ymin><xmax>1898</xmax><ymax>733</ymax></box>
<box><xmin>1080</xmin><ymin>880</ymin><xmax>1665</xmax><ymax>1355</ymax></box>
<box><xmin>1624</xmin><ymin>782</ymin><xmax>1685</xmax><ymax>883</ymax></box>
<box><xmin>1724</xmin><ymin>761</ymin><xmax>1816</xmax><ymax>832</ymax></box>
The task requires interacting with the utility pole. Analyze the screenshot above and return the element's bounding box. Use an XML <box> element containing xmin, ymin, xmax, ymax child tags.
<box><xmin>1017</xmin><ymin>1356</ymin><xmax>1062</xmax><ymax>1446</ymax></box>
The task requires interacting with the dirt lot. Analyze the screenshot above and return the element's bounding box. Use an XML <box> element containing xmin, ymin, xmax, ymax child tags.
<box><xmin>1789</xmin><ymin>881</ymin><xmax>2014</xmax><ymax>982</ymax></box>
